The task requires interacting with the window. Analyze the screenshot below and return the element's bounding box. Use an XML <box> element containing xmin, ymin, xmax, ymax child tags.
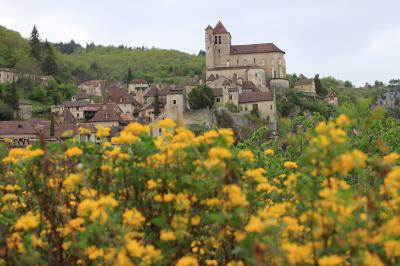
<box><xmin>214</xmin><ymin>36</ymin><xmax>218</xmax><ymax>44</ymax></box>
<box><xmin>216</xmin><ymin>74</ymin><xmax>219</xmax><ymax>78</ymax></box>
<box><xmin>253</xmin><ymin>58</ymin><xmax>256</xmax><ymax>64</ymax></box>
<box><xmin>229</xmin><ymin>95</ymin><xmax>232</xmax><ymax>100</ymax></box>
<box><xmin>270</xmin><ymin>105</ymin><xmax>273</xmax><ymax>110</ymax></box>
<box><xmin>216</xmin><ymin>98</ymin><xmax>220</xmax><ymax>102</ymax></box>
<box><xmin>218</xmin><ymin>36</ymin><xmax>221</xmax><ymax>44</ymax></box>
<box><xmin>255</xmin><ymin>73</ymin><xmax>258</xmax><ymax>78</ymax></box>
<box><xmin>245</xmin><ymin>107</ymin><xmax>248</xmax><ymax>111</ymax></box>
<box><xmin>237</xmin><ymin>59</ymin><xmax>239</xmax><ymax>65</ymax></box>
<box><xmin>77</xmin><ymin>113</ymin><xmax>79</xmax><ymax>118</ymax></box>
<box><xmin>173</xmin><ymin>100</ymin><xmax>176</xmax><ymax>105</ymax></box>
<box><xmin>218</xmin><ymin>49</ymin><xmax>220</xmax><ymax>53</ymax></box>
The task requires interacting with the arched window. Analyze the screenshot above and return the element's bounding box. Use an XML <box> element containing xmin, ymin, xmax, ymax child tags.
<box><xmin>214</xmin><ymin>36</ymin><xmax>218</xmax><ymax>44</ymax></box>
<box><xmin>218</xmin><ymin>36</ymin><xmax>222</xmax><ymax>44</ymax></box>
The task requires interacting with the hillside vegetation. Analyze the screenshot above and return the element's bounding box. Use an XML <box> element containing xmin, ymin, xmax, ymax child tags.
<box><xmin>0</xmin><ymin>25</ymin><xmax>204</xmax><ymax>84</ymax></box>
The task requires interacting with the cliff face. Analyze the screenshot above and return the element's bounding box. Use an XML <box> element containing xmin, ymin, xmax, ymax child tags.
<box><xmin>371</xmin><ymin>89</ymin><xmax>400</xmax><ymax>110</ymax></box>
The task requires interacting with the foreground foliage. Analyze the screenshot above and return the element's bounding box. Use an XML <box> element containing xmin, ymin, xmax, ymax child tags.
<box><xmin>1</xmin><ymin>115</ymin><xmax>400</xmax><ymax>265</ymax></box>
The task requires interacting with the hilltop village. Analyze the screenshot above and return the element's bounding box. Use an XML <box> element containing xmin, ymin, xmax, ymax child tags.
<box><xmin>0</xmin><ymin>21</ymin><xmax>338</xmax><ymax>147</ymax></box>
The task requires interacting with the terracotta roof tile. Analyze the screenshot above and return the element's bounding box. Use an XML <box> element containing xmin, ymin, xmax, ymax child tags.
<box><xmin>0</xmin><ymin>121</ymin><xmax>37</xmax><ymax>135</ymax></box>
<box><xmin>230</xmin><ymin>43</ymin><xmax>284</xmax><ymax>55</ymax></box>
<box><xmin>89</xmin><ymin>110</ymin><xmax>121</xmax><ymax>123</ymax></box>
<box><xmin>213</xmin><ymin>21</ymin><xmax>229</xmax><ymax>34</ymax></box>
<box><xmin>239</xmin><ymin>91</ymin><xmax>273</xmax><ymax>103</ymax></box>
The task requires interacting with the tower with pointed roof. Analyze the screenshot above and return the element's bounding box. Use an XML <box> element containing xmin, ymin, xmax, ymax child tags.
<box><xmin>204</xmin><ymin>21</ymin><xmax>289</xmax><ymax>93</ymax></box>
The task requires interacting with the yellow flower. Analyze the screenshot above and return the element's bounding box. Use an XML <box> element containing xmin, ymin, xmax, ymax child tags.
<box><xmin>364</xmin><ymin>252</ymin><xmax>384</xmax><ymax>266</ymax></box>
<box><xmin>86</xmin><ymin>246</ymin><xmax>104</xmax><ymax>260</ymax></box>
<box><xmin>14</xmin><ymin>212</ymin><xmax>39</xmax><ymax>230</ymax></box>
<box><xmin>157</xmin><ymin>118</ymin><xmax>176</xmax><ymax>128</ymax></box>
<box><xmin>2</xmin><ymin>193</ymin><xmax>17</xmax><ymax>201</ymax></box>
<box><xmin>245</xmin><ymin>216</ymin><xmax>264</xmax><ymax>233</ymax></box>
<box><xmin>264</xmin><ymin>148</ymin><xmax>274</xmax><ymax>156</ymax></box>
<box><xmin>65</xmin><ymin>147</ymin><xmax>83</xmax><ymax>158</ymax></box>
<box><xmin>147</xmin><ymin>179</ymin><xmax>158</xmax><ymax>190</ymax></box>
<box><xmin>176</xmin><ymin>256</ymin><xmax>199</xmax><ymax>266</ymax></box>
<box><xmin>191</xmin><ymin>216</ymin><xmax>201</xmax><ymax>226</ymax></box>
<box><xmin>336</xmin><ymin>114</ymin><xmax>350</xmax><ymax>127</ymax></box>
<box><xmin>96</xmin><ymin>126</ymin><xmax>111</xmax><ymax>138</ymax></box>
<box><xmin>125</xmin><ymin>239</ymin><xmax>144</xmax><ymax>258</ymax></box>
<box><xmin>123</xmin><ymin>209</ymin><xmax>145</xmax><ymax>228</ymax></box>
<box><xmin>124</xmin><ymin>122</ymin><xmax>150</xmax><ymax>135</ymax></box>
<box><xmin>383</xmin><ymin>152</ymin><xmax>400</xmax><ymax>165</ymax></box>
<box><xmin>223</xmin><ymin>184</ymin><xmax>248</xmax><ymax>208</ymax></box>
<box><xmin>209</xmin><ymin>147</ymin><xmax>232</xmax><ymax>160</ymax></box>
<box><xmin>64</xmin><ymin>173</ymin><xmax>84</xmax><ymax>190</ymax></box>
<box><xmin>160</xmin><ymin>230</ymin><xmax>176</xmax><ymax>241</ymax></box>
<box><xmin>238</xmin><ymin>149</ymin><xmax>254</xmax><ymax>162</ymax></box>
<box><xmin>78</xmin><ymin>127</ymin><xmax>91</xmax><ymax>135</ymax></box>
<box><xmin>205</xmin><ymin>259</ymin><xmax>218</xmax><ymax>266</ymax></box>
<box><xmin>283</xmin><ymin>161</ymin><xmax>298</xmax><ymax>169</ymax></box>
<box><xmin>318</xmin><ymin>255</ymin><xmax>344</xmax><ymax>266</ymax></box>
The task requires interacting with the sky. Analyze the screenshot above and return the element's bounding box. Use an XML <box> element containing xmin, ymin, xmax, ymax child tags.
<box><xmin>1</xmin><ymin>0</ymin><xmax>400</xmax><ymax>86</ymax></box>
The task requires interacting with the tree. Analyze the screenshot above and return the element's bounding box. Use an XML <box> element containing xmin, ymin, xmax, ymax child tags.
<box><xmin>41</xmin><ymin>40</ymin><xmax>58</xmax><ymax>75</ymax></box>
<box><xmin>29</xmin><ymin>25</ymin><xmax>42</xmax><ymax>61</ymax></box>
<box><xmin>127</xmin><ymin>66</ymin><xmax>133</xmax><ymax>84</ymax></box>
<box><xmin>154</xmin><ymin>88</ymin><xmax>160</xmax><ymax>116</ymax></box>
<box><xmin>314</xmin><ymin>74</ymin><xmax>327</xmax><ymax>96</ymax></box>
<box><xmin>50</xmin><ymin>114</ymin><xmax>55</xmax><ymax>137</ymax></box>
<box><xmin>188</xmin><ymin>85</ymin><xmax>214</xmax><ymax>110</ymax></box>
<box><xmin>8</xmin><ymin>80</ymin><xmax>18</xmax><ymax>111</ymax></box>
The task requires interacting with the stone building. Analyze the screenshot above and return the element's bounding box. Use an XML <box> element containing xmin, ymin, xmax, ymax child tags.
<box><xmin>205</xmin><ymin>21</ymin><xmax>289</xmax><ymax>93</ymax></box>
<box><xmin>325</xmin><ymin>91</ymin><xmax>339</xmax><ymax>106</ymax></box>
<box><xmin>0</xmin><ymin>121</ymin><xmax>38</xmax><ymax>147</ymax></box>
<box><xmin>17</xmin><ymin>99</ymin><xmax>32</xmax><ymax>120</ymax></box>
<box><xmin>78</xmin><ymin>80</ymin><xmax>106</xmax><ymax>97</ymax></box>
<box><xmin>128</xmin><ymin>78</ymin><xmax>150</xmax><ymax>104</ymax></box>
<box><xmin>294</xmin><ymin>75</ymin><xmax>316</xmax><ymax>95</ymax></box>
<box><xmin>0</xmin><ymin>68</ymin><xmax>17</xmax><ymax>84</ymax></box>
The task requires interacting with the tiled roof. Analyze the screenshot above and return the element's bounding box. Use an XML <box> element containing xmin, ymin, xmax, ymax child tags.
<box><xmin>79</xmin><ymin>80</ymin><xmax>105</xmax><ymax>86</ymax></box>
<box><xmin>295</xmin><ymin>78</ymin><xmax>314</xmax><ymax>86</ymax></box>
<box><xmin>76</xmin><ymin>92</ymin><xmax>92</xmax><ymax>100</ymax></box>
<box><xmin>89</xmin><ymin>110</ymin><xmax>121</xmax><ymax>123</ymax></box>
<box><xmin>61</xmin><ymin>109</ymin><xmax>78</xmax><ymax>124</ymax></box>
<box><xmin>167</xmin><ymin>86</ymin><xmax>184</xmax><ymax>94</ymax></box>
<box><xmin>212</xmin><ymin>88</ymin><xmax>223</xmax><ymax>97</ymax></box>
<box><xmin>18</xmin><ymin>99</ymin><xmax>31</xmax><ymax>105</ymax></box>
<box><xmin>55</xmin><ymin>124</ymin><xmax>78</xmax><ymax>138</ymax></box>
<box><xmin>213</xmin><ymin>21</ymin><xmax>229</xmax><ymax>34</ymax></box>
<box><xmin>207</xmin><ymin>74</ymin><xmax>216</xmax><ymax>81</ymax></box>
<box><xmin>64</xmin><ymin>100</ymin><xmax>91</xmax><ymax>108</ymax></box>
<box><xmin>230</xmin><ymin>43</ymin><xmax>284</xmax><ymax>55</ymax></box>
<box><xmin>239</xmin><ymin>91</ymin><xmax>273</xmax><ymax>104</ymax></box>
<box><xmin>144</xmin><ymin>86</ymin><xmax>158</xmax><ymax>98</ymax></box>
<box><xmin>205</xmin><ymin>25</ymin><xmax>213</xmax><ymax>31</ymax></box>
<box><xmin>0</xmin><ymin>121</ymin><xmax>37</xmax><ymax>135</ymax></box>
<box><xmin>242</xmin><ymin>81</ymin><xmax>258</xmax><ymax>91</ymax></box>
<box><xmin>129</xmin><ymin>78</ymin><xmax>148</xmax><ymax>85</ymax></box>
<box><xmin>104</xmin><ymin>86</ymin><xmax>134</xmax><ymax>104</ymax></box>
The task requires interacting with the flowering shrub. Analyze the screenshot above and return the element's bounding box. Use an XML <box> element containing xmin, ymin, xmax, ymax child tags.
<box><xmin>0</xmin><ymin>115</ymin><xmax>399</xmax><ymax>265</ymax></box>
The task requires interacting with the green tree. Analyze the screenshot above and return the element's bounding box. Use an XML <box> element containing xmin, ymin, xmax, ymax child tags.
<box><xmin>50</xmin><ymin>114</ymin><xmax>55</xmax><ymax>137</ymax></box>
<box><xmin>188</xmin><ymin>85</ymin><xmax>214</xmax><ymax>110</ymax></box>
<box><xmin>154</xmin><ymin>88</ymin><xmax>160</xmax><ymax>116</ymax></box>
<box><xmin>29</xmin><ymin>25</ymin><xmax>42</xmax><ymax>61</ymax></box>
<box><xmin>314</xmin><ymin>74</ymin><xmax>327</xmax><ymax>96</ymax></box>
<box><xmin>127</xmin><ymin>66</ymin><xmax>133</xmax><ymax>84</ymax></box>
<box><xmin>8</xmin><ymin>80</ymin><xmax>18</xmax><ymax>111</ymax></box>
<box><xmin>41</xmin><ymin>40</ymin><xmax>58</xmax><ymax>75</ymax></box>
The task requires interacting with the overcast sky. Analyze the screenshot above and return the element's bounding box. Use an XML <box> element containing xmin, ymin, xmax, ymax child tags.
<box><xmin>1</xmin><ymin>0</ymin><xmax>399</xmax><ymax>85</ymax></box>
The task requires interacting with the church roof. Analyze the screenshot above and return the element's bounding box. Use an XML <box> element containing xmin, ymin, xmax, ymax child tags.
<box><xmin>230</xmin><ymin>43</ymin><xmax>284</xmax><ymax>55</ymax></box>
<box><xmin>213</xmin><ymin>21</ymin><xmax>229</xmax><ymax>34</ymax></box>
<box><xmin>222</xmin><ymin>80</ymin><xmax>231</xmax><ymax>86</ymax></box>
<box><xmin>205</xmin><ymin>25</ymin><xmax>213</xmax><ymax>31</ymax></box>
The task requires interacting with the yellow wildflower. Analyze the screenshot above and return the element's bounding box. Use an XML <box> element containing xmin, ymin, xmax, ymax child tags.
<box><xmin>160</xmin><ymin>230</ymin><xmax>176</xmax><ymax>241</ymax></box>
<box><xmin>336</xmin><ymin>114</ymin><xmax>350</xmax><ymax>127</ymax></box>
<box><xmin>264</xmin><ymin>148</ymin><xmax>274</xmax><ymax>156</ymax></box>
<box><xmin>14</xmin><ymin>212</ymin><xmax>39</xmax><ymax>230</ymax></box>
<box><xmin>96</xmin><ymin>126</ymin><xmax>110</xmax><ymax>138</ymax></box>
<box><xmin>283</xmin><ymin>161</ymin><xmax>298</xmax><ymax>169</ymax></box>
<box><xmin>123</xmin><ymin>209</ymin><xmax>145</xmax><ymax>228</ymax></box>
<box><xmin>209</xmin><ymin>147</ymin><xmax>232</xmax><ymax>160</ymax></box>
<box><xmin>158</xmin><ymin>118</ymin><xmax>176</xmax><ymax>128</ymax></box>
<box><xmin>238</xmin><ymin>149</ymin><xmax>254</xmax><ymax>162</ymax></box>
<box><xmin>318</xmin><ymin>255</ymin><xmax>344</xmax><ymax>266</ymax></box>
<box><xmin>65</xmin><ymin>147</ymin><xmax>83</xmax><ymax>158</ymax></box>
<box><xmin>176</xmin><ymin>256</ymin><xmax>199</xmax><ymax>266</ymax></box>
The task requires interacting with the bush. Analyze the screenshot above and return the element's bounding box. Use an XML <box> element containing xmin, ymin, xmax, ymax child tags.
<box><xmin>188</xmin><ymin>85</ymin><xmax>214</xmax><ymax>110</ymax></box>
<box><xmin>0</xmin><ymin>116</ymin><xmax>400</xmax><ymax>265</ymax></box>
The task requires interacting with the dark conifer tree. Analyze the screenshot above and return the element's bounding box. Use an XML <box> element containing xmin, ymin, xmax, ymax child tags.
<box><xmin>41</xmin><ymin>40</ymin><xmax>58</xmax><ymax>75</ymax></box>
<box><xmin>127</xmin><ymin>66</ymin><xmax>133</xmax><ymax>84</ymax></box>
<box><xmin>29</xmin><ymin>25</ymin><xmax>42</xmax><ymax>61</ymax></box>
<box><xmin>154</xmin><ymin>88</ymin><xmax>160</xmax><ymax>116</ymax></box>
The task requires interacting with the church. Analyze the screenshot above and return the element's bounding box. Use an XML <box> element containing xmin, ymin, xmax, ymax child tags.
<box><xmin>205</xmin><ymin>21</ymin><xmax>289</xmax><ymax>94</ymax></box>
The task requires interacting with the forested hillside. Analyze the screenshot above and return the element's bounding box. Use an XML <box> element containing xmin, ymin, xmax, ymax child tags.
<box><xmin>0</xmin><ymin>25</ymin><xmax>205</xmax><ymax>84</ymax></box>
